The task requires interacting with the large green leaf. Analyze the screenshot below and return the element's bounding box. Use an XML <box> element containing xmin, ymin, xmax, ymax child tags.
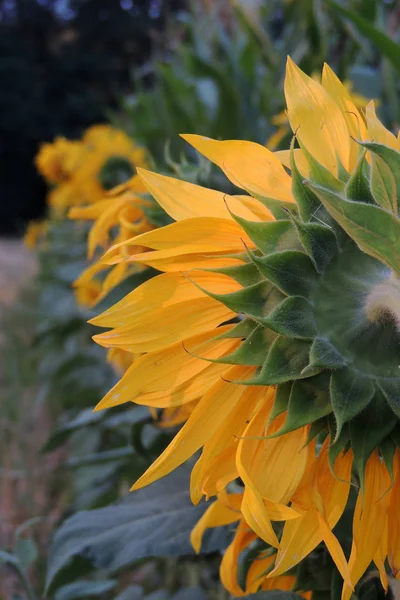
<box><xmin>54</xmin><ymin>580</ymin><xmax>117</xmax><ymax>600</ymax></box>
<box><xmin>45</xmin><ymin>465</ymin><xmax>231</xmax><ymax>592</ymax></box>
<box><xmin>327</xmin><ymin>1</ymin><xmax>400</xmax><ymax>73</ymax></box>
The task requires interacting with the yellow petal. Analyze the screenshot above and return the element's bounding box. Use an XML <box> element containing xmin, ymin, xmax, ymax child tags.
<box><xmin>94</xmin><ymin>296</ymin><xmax>235</xmax><ymax>352</ymax></box>
<box><xmin>388</xmin><ymin>451</ymin><xmax>400</xmax><ymax>578</ymax></box>
<box><xmin>220</xmin><ymin>520</ymin><xmax>258</xmax><ymax>597</ymax></box>
<box><xmin>275</xmin><ymin>148</ymin><xmax>309</xmax><ymax>176</ymax></box>
<box><xmin>270</xmin><ymin>446</ymin><xmax>352</xmax><ymax>578</ymax></box>
<box><xmin>137</xmin><ymin>168</ymin><xmax>259</xmax><ymax>221</ymax></box>
<box><xmin>130</xmin><ymin>366</ymin><xmax>256</xmax><ymax>490</ymax></box>
<box><xmin>365</xmin><ymin>101</ymin><xmax>400</xmax><ymax>150</ymax></box>
<box><xmin>341</xmin><ymin>450</ymin><xmax>391</xmax><ymax>600</ymax></box>
<box><xmin>181</xmin><ymin>134</ymin><xmax>293</xmax><ymax>204</ymax></box>
<box><xmin>285</xmin><ymin>57</ymin><xmax>351</xmax><ymax>174</ymax></box>
<box><xmin>91</xmin><ymin>270</ymin><xmax>241</xmax><ymax>328</ymax></box>
<box><xmin>95</xmin><ymin>326</ymin><xmax>239</xmax><ymax>410</ymax></box>
<box><xmin>317</xmin><ymin>513</ymin><xmax>353</xmax><ymax>590</ymax></box>
<box><xmin>191</xmin><ymin>385</ymin><xmax>265</xmax><ymax>503</ymax></box>
<box><xmin>190</xmin><ymin>495</ymin><xmax>241</xmax><ymax>553</ymax></box>
<box><xmin>321</xmin><ymin>63</ymin><xmax>367</xmax><ymax>171</ymax></box>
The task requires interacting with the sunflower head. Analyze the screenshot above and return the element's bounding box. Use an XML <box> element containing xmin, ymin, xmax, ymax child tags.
<box><xmin>91</xmin><ymin>59</ymin><xmax>400</xmax><ymax>595</ymax></box>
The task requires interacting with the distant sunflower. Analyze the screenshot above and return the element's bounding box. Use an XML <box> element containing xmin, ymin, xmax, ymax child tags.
<box><xmin>91</xmin><ymin>59</ymin><xmax>400</xmax><ymax>595</ymax></box>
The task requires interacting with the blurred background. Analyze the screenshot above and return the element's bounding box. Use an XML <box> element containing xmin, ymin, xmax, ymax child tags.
<box><xmin>0</xmin><ymin>1</ymin><xmax>399</xmax><ymax>599</ymax></box>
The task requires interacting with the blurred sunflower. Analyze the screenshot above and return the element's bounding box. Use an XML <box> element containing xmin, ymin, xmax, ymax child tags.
<box><xmin>91</xmin><ymin>58</ymin><xmax>400</xmax><ymax>595</ymax></box>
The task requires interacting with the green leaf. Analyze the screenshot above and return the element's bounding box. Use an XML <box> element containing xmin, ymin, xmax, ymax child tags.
<box><xmin>263</xmin><ymin>296</ymin><xmax>317</xmax><ymax>339</ymax></box>
<box><xmin>251</xmin><ymin>251</ymin><xmax>318</xmax><ymax>298</ymax></box>
<box><xmin>327</xmin><ymin>1</ymin><xmax>400</xmax><ymax>74</ymax></box>
<box><xmin>330</xmin><ymin>369</ymin><xmax>375</xmax><ymax>441</ymax></box>
<box><xmin>14</xmin><ymin>538</ymin><xmax>38</xmax><ymax>570</ymax></box>
<box><xmin>235</xmin><ymin>592</ymin><xmax>304</xmax><ymax>599</ymax></box>
<box><xmin>292</xmin><ymin>218</ymin><xmax>338</xmax><ymax>273</ymax></box>
<box><xmin>54</xmin><ymin>580</ymin><xmax>117</xmax><ymax>600</ymax></box>
<box><xmin>43</xmin><ymin>409</ymin><xmax>103</xmax><ymax>452</ymax></box>
<box><xmin>66</xmin><ymin>447</ymin><xmax>134</xmax><ymax>469</ymax></box>
<box><xmin>360</xmin><ymin>141</ymin><xmax>400</xmax><ymax>213</ymax></box>
<box><xmin>307</xmin><ymin>181</ymin><xmax>400</xmax><ymax>278</ymax></box>
<box><xmin>45</xmin><ymin>465</ymin><xmax>231</xmax><ymax>592</ymax></box>
<box><xmin>113</xmin><ymin>586</ymin><xmax>143</xmax><ymax>600</ymax></box>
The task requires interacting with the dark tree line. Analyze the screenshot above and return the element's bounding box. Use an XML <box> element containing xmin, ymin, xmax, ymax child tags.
<box><xmin>0</xmin><ymin>0</ymin><xmax>183</xmax><ymax>234</ymax></box>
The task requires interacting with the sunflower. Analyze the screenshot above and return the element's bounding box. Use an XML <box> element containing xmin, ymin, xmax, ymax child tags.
<box><xmin>72</xmin><ymin>124</ymin><xmax>148</xmax><ymax>205</ymax></box>
<box><xmin>91</xmin><ymin>58</ymin><xmax>400</xmax><ymax>595</ymax></box>
<box><xmin>69</xmin><ymin>171</ymin><xmax>153</xmax><ymax>308</ymax></box>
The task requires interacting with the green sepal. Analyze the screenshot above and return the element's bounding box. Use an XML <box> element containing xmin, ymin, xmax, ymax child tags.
<box><xmin>227</xmin><ymin>215</ymin><xmax>296</xmax><ymax>255</ymax></box>
<box><xmin>270</xmin><ymin>374</ymin><xmax>332</xmax><ymax>437</ymax></box>
<box><xmin>263</xmin><ymin>295</ymin><xmax>316</xmax><ymax>339</ymax></box>
<box><xmin>269</xmin><ymin>382</ymin><xmax>291</xmax><ymax>423</ymax></box>
<box><xmin>215</xmin><ymin>317</ymin><xmax>257</xmax><ymax>339</ymax></box>
<box><xmin>250</xmin><ymin>250</ymin><xmax>318</xmax><ymax>298</ymax></box>
<box><xmin>208</xmin><ymin>325</ymin><xmax>276</xmax><ymax>366</ymax></box>
<box><xmin>291</xmin><ymin>217</ymin><xmax>338</xmax><ymax>273</ymax></box>
<box><xmin>330</xmin><ymin>369</ymin><xmax>375</xmax><ymax>442</ymax></box>
<box><xmin>192</xmin><ymin>280</ymin><xmax>273</xmax><ymax>319</ymax></box>
<box><xmin>290</xmin><ymin>138</ymin><xmax>321</xmax><ymax>222</ymax></box>
<box><xmin>359</xmin><ymin>141</ymin><xmax>400</xmax><ymax>213</ymax></box>
<box><xmin>378</xmin><ymin>378</ymin><xmax>400</xmax><ymax>418</ymax></box>
<box><xmin>369</xmin><ymin>152</ymin><xmax>397</xmax><ymax>214</ymax></box>
<box><xmin>306</xmin><ymin>181</ymin><xmax>400</xmax><ymax>278</ymax></box>
<box><xmin>305</xmin><ymin>418</ymin><xmax>328</xmax><ymax>445</ymax></box>
<box><xmin>328</xmin><ymin>417</ymin><xmax>350</xmax><ymax>478</ymax></box>
<box><xmin>390</xmin><ymin>424</ymin><xmax>400</xmax><ymax>448</ymax></box>
<box><xmin>243</xmin><ymin>336</ymin><xmax>320</xmax><ymax>385</ymax></box>
<box><xmin>299</xmin><ymin>140</ymin><xmax>345</xmax><ymax>193</ymax></box>
<box><xmin>350</xmin><ymin>392</ymin><xmax>397</xmax><ymax>490</ymax></box>
<box><xmin>245</xmin><ymin>191</ymin><xmax>297</xmax><ymax>220</ymax></box>
<box><xmin>344</xmin><ymin>151</ymin><xmax>374</xmax><ymax>205</ymax></box>
<box><xmin>308</xmin><ymin>338</ymin><xmax>346</xmax><ymax>370</ymax></box>
<box><xmin>209</xmin><ymin>263</ymin><xmax>264</xmax><ymax>287</ymax></box>
<box><xmin>380</xmin><ymin>437</ymin><xmax>396</xmax><ymax>483</ymax></box>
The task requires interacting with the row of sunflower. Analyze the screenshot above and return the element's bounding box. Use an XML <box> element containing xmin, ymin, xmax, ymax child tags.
<box><xmin>3</xmin><ymin>1</ymin><xmax>400</xmax><ymax>599</ymax></box>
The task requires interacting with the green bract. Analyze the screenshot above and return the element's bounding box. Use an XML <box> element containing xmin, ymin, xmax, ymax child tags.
<box><xmin>208</xmin><ymin>141</ymin><xmax>400</xmax><ymax>486</ymax></box>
